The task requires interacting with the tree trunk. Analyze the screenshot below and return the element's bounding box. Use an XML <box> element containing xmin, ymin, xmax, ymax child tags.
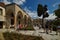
<box><xmin>42</xmin><ymin>16</ymin><xmax>45</xmax><ymax>32</ymax></box>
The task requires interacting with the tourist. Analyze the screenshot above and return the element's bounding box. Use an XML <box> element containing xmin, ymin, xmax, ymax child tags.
<box><xmin>45</xmin><ymin>21</ymin><xmax>49</xmax><ymax>34</ymax></box>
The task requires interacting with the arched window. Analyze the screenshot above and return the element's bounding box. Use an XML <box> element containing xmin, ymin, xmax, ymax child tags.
<box><xmin>0</xmin><ymin>9</ymin><xmax>2</xmax><ymax>15</ymax></box>
<box><xmin>18</xmin><ymin>11</ymin><xmax>23</xmax><ymax>18</ymax></box>
<box><xmin>18</xmin><ymin>15</ymin><xmax>21</xmax><ymax>24</ymax></box>
<box><xmin>10</xmin><ymin>13</ymin><xmax>14</xmax><ymax>25</ymax></box>
<box><xmin>17</xmin><ymin>11</ymin><xmax>24</xmax><ymax>25</ymax></box>
<box><xmin>24</xmin><ymin>15</ymin><xmax>27</xmax><ymax>24</ymax></box>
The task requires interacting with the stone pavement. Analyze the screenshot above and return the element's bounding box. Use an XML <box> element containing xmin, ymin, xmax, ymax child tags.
<box><xmin>36</xmin><ymin>29</ymin><xmax>60</xmax><ymax>40</ymax></box>
<box><xmin>0</xmin><ymin>27</ymin><xmax>60</xmax><ymax>40</ymax></box>
<box><xmin>19</xmin><ymin>27</ymin><xmax>60</xmax><ymax>40</ymax></box>
<box><xmin>19</xmin><ymin>29</ymin><xmax>60</xmax><ymax>40</ymax></box>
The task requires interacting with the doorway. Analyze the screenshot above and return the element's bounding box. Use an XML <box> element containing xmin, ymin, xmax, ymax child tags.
<box><xmin>0</xmin><ymin>21</ymin><xmax>3</xmax><ymax>28</ymax></box>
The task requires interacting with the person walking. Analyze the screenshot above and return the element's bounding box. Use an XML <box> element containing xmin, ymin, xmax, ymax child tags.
<box><xmin>45</xmin><ymin>21</ymin><xmax>49</xmax><ymax>34</ymax></box>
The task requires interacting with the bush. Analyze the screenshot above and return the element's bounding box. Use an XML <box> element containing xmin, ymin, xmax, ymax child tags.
<box><xmin>18</xmin><ymin>26</ymin><xmax>34</xmax><ymax>30</ymax></box>
<box><xmin>3</xmin><ymin>32</ymin><xmax>44</xmax><ymax>40</ymax></box>
<box><xmin>52</xmin><ymin>25</ymin><xmax>57</xmax><ymax>31</ymax></box>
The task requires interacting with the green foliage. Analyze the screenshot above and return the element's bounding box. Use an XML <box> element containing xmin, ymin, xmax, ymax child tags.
<box><xmin>54</xmin><ymin>4</ymin><xmax>60</xmax><ymax>18</ymax></box>
<box><xmin>3</xmin><ymin>32</ymin><xmax>44</xmax><ymax>40</ymax></box>
<box><xmin>52</xmin><ymin>25</ymin><xmax>57</xmax><ymax>31</ymax></box>
<box><xmin>20</xmin><ymin>26</ymin><xmax>34</xmax><ymax>30</ymax></box>
<box><xmin>43</xmin><ymin>12</ymin><xmax>49</xmax><ymax>18</ymax></box>
<box><xmin>58</xmin><ymin>4</ymin><xmax>60</xmax><ymax>9</ymax></box>
<box><xmin>48</xmin><ymin>20</ymin><xmax>60</xmax><ymax>31</ymax></box>
<box><xmin>54</xmin><ymin>9</ymin><xmax>60</xmax><ymax>18</ymax></box>
<box><xmin>37</xmin><ymin>4</ymin><xmax>44</xmax><ymax>16</ymax></box>
<box><xmin>53</xmin><ymin>20</ymin><xmax>60</xmax><ymax>26</ymax></box>
<box><xmin>37</xmin><ymin>4</ymin><xmax>49</xmax><ymax>18</ymax></box>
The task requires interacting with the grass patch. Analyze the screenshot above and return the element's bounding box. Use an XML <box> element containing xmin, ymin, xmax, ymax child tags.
<box><xmin>3</xmin><ymin>32</ymin><xmax>44</xmax><ymax>40</ymax></box>
<box><xmin>19</xmin><ymin>26</ymin><xmax>34</xmax><ymax>30</ymax></box>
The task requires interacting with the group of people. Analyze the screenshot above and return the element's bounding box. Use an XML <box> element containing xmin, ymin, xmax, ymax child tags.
<box><xmin>45</xmin><ymin>22</ymin><xmax>52</xmax><ymax>34</ymax></box>
<box><xmin>17</xmin><ymin>24</ymin><xmax>27</xmax><ymax>30</ymax></box>
<box><xmin>43</xmin><ymin>21</ymin><xmax>58</xmax><ymax>35</ymax></box>
<box><xmin>17</xmin><ymin>24</ymin><xmax>23</xmax><ymax>30</ymax></box>
<box><xmin>34</xmin><ymin>21</ymin><xmax>59</xmax><ymax>35</ymax></box>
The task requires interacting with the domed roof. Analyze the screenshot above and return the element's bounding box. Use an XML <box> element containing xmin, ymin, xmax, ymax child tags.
<box><xmin>0</xmin><ymin>2</ymin><xmax>5</xmax><ymax>7</ymax></box>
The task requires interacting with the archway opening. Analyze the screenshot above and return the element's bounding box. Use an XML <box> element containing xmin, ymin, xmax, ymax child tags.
<box><xmin>17</xmin><ymin>15</ymin><xmax>21</xmax><ymax>24</ymax></box>
<box><xmin>0</xmin><ymin>8</ymin><xmax>3</xmax><ymax>28</ymax></box>
<box><xmin>10</xmin><ymin>13</ymin><xmax>14</xmax><ymax>28</ymax></box>
<box><xmin>0</xmin><ymin>22</ymin><xmax>3</xmax><ymax>28</ymax></box>
<box><xmin>24</xmin><ymin>15</ymin><xmax>27</xmax><ymax>24</ymax></box>
<box><xmin>17</xmin><ymin>11</ymin><xmax>23</xmax><ymax>25</ymax></box>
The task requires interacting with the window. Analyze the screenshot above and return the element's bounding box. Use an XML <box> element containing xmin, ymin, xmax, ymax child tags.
<box><xmin>11</xmin><ymin>19</ymin><xmax>14</xmax><ymax>25</ymax></box>
<box><xmin>0</xmin><ymin>9</ymin><xmax>2</xmax><ymax>15</ymax></box>
<box><xmin>18</xmin><ymin>11</ymin><xmax>23</xmax><ymax>17</ymax></box>
<box><xmin>18</xmin><ymin>16</ymin><xmax>21</xmax><ymax>24</ymax></box>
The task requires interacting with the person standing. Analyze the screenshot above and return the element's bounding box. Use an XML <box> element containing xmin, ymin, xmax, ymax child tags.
<box><xmin>45</xmin><ymin>21</ymin><xmax>49</xmax><ymax>34</ymax></box>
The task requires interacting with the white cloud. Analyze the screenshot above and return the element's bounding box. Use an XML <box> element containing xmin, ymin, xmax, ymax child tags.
<box><xmin>24</xmin><ymin>7</ymin><xmax>57</xmax><ymax>20</ymax></box>
<box><xmin>38</xmin><ymin>16</ymin><xmax>42</xmax><ymax>19</ymax></box>
<box><xmin>24</xmin><ymin>7</ymin><xmax>38</xmax><ymax>19</ymax></box>
<box><xmin>3</xmin><ymin>0</ymin><xmax>11</xmax><ymax>4</ymax></box>
<box><xmin>45</xmin><ymin>13</ymin><xmax>57</xmax><ymax>20</ymax></box>
<box><xmin>3</xmin><ymin>0</ymin><xmax>26</xmax><ymax>5</ymax></box>
<box><xmin>47</xmin><ymin>10</ymin><xmax>50</xmax><ymax>13</ymax></box>
<box><xmin>53</xmin><ymin>2</ymin><xmax>60</xmax><ymax>7</ymax></box>
<box><xmin>13</xmin><ymin>0</ymin><xmax>26</xmax><ymax>5</ymax></box>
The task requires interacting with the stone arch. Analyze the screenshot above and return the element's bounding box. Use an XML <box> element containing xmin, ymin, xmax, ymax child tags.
<box><xmin>24</xmin><ymin>15</ymin><xmax>28</xmax><ymax>27</ymax></box>
<box><xmin>24</xmin><ymin>15</ymin><xmax>27</xmax><ymax>24</ymax></box>
<box><xmin>17</xmin><ymin>11</ymin><xmax>23</xmax><ymax>25</ymax></box>
<box><xmin>18</xmin><ymin>11</ymin><xmax>23</xmax><ymax>18</ymax></box>
<box><xmin>6</xmin><ymin>11</ymin><xmax>15</xmax><ymax>28</ymax></box>
<box><xmin>10</xmin><ymin>13</ymin><xmax>14</xmax><ymax>25</ymax></box>
<box><xmin>28</xmin><ymin>17</ymin><xmax>32</xmax><ymax>26</ymax></box>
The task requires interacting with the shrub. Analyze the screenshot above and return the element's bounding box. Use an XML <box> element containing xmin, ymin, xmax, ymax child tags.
<box><xmin>3</xmin><ymin>32</ymin><xmax>44</xmax><ymax>40</ymax></box>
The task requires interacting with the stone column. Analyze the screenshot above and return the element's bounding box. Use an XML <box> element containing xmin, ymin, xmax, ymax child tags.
<box><xmin>3</xmin><ymin>22</ymin><xmax>5</xmax><ymax>29</ymax></box>
<box><xmin>14</xmin><ymin>13</ymin><xmax>17</xmax><ymax>30</ymax></box>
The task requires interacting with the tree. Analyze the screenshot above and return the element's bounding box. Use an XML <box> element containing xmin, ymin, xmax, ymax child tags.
<box><xmin>54</xmin><ymin>4</ymin><xmax>60</xmax><ymax>35</ymax></box>
<box><xmin>37</xmin><ymin>4</ymin><xmax>43</xmax><ymax>16</ymax></box>
<box><xmin>54</xmin><ymin>4</ymin><xmax>60</xmax><ymax>18</ymax></box>
<box><xmin>43</xmin><ymin>5</ymin><xmax>49</xmax><ymax>18</ymax></box>
<box><xmin>37</xmin><ymin>4</ymin><xmax>49</xmax><ymax>28</ymax></box>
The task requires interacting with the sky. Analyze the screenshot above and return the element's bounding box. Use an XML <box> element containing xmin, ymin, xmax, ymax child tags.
<box><xmin>0</xmin><ymin>0</ymin><xmax>60</xmax><ymax>20</ymax></box>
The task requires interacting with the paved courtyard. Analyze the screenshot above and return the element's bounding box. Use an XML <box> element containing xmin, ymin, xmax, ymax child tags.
<box><xmin>19</xmin><ymin>29</ymin><xmax>60</xmax><ymax>40</ymax></box>
<box><xmin>19</xmin><ymin>26</ymin><xmax>60</xmax><ymax>40</ymax></box>
<box><xmin>0</xmin><ymin>26</ymin><xmax>60</xmax><ymax>40</ymax></box>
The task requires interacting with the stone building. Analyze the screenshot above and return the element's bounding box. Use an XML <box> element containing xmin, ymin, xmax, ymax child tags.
<box><xmin>0</xmin><ymin>2</ymin><xmax>5</xmax><ymax>29</ymax></box>
<box><xmin>0</xmin><ymin>2</ymin><xmax>33</xmax><ymax>29</ymax></box>
<box><xmin>33</xmin><ymin>18</ymin><xmax>42</xmax><ymax>26</ymax></box>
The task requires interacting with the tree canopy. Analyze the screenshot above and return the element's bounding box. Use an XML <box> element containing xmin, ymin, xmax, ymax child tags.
<box><xmin>37</xmin><ymin>4</ymin><xmax>43</xmax><ymax>16</ymax></box>
<box><xmin>37</xmin><ymin>4</ymin><xmax>49</xmax><ymax>18</ymax></box>
<box><xmin>54</xmin><ymin>4</ymin><xmax>60</xmax><ymax>18</ymax></box>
